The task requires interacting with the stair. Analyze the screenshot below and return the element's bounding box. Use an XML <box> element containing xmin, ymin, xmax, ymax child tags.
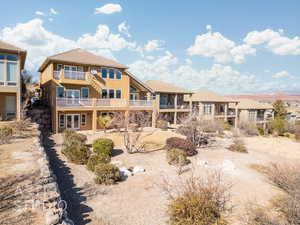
<box><xmin>87</xmin><ymin>73</ymin><xmax>103</xmax><ymax>91</ymax></box>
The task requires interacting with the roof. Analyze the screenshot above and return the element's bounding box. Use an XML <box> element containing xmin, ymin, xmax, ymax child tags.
<box><xmin>145</xmin><ymin>80</ymin><xmax>192</xmax><ymax>94</ymax></box>
<box><xmin>0</xmin><ymin>41</ymin><xmax>26</xmax><ymax>52</ymax></box>
<box><xmin>227</xmin><ymin>93</ymin><xmax>300</xmax><ymax>102</ymax></box>
<box><xmin>229</xmin><ymin>99</ymin><xmax>274</xmax><ymax>110</ymax></box>
<box><xmin>188</xmin><ymin>90</ymin><xmax>236</xmax><ymax>102</ymax></box>
<box><xmin>125</xmin><ymin>71</ymin><xmax>154</xmax><ymax>93</ymax></box>
<box><xmin>38</xmin><ymin>48</ymin><xmax>128</xmax><ymax>72</ymax></box>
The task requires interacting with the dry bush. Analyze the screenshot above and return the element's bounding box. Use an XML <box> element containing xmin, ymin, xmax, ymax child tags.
<box><xmin>228</xmin><ymin>138</ymin><xmax>248</xmax><ymax>153</ymax></box>
<box><xmin>163</xmin><ymin>172</ymin><xmax>231</xmax><ymax>225</ymax></box>
<box><xmin>62</xmin><ymin>129</ymin><xmax>87</xmax><ymax>149</ymax></box>
<box><xmin>198</xmin><ymin>119</ymin><xmax>225</xmax><ymax>134</ymax></box>
<box><xmin>239</xmin><ymin>121</ymin><xmax>258</xmax><ymax>136</ymax></box>
<box><xmin>98</xmin><ymin>116</ymin><xmax>113</xmax><ymax>132</ymax></box>
<box><xmin>94</xmin><ymin>163</ymin><xmax>121</xmax><ymax>185</ymax></box>
<box><xmin>166</xmin><ymin>137</ymin><xmax>197</xmax><ymax>156</ymax></box>
<box><xmin>295</xmin><ymin>125</ymin><xmax>300</xmax><ymax>142</ymax></box>
<box><xmin>92</xmin><ymin>138</ymin><xmax>114</xmax><ymax>156</ymax></box>
<box><xmin>248</xmin><ymin>164</ymin><xmax>270</xmax><ymax>175</ymax></box>
<box><xmin>0</xmin><ymin>126</ymin><xmax>13</xmax><ymax>144</ymax></box>
<box><xmin>166</xmin><ymin>148</ymin><xmax>190</xmax><ymax>166</ymax></box>
<box><xmin>87</xmin><ymin>154</ymin><xmax>111</xmax><ymax>171</ymax></box>
<box><xmin>62</xmin><ymin>145</ymin><xmax>91</xmax><ymax>164</ymax></box>
<box><xmin>11</xmin><ymin>119</ymin><xmax>31</xmax><ymax>136</ymax></box>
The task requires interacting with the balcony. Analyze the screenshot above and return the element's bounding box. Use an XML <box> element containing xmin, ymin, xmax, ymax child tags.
<box><xmin>56</xmin><ymin>98</ymin><xmax>154</xmax><ymax>108</ymax></box>
<box><xmin>53</xmin><ymin>70</ymin><xmax>86</xmax><ymax>80</ymax></box>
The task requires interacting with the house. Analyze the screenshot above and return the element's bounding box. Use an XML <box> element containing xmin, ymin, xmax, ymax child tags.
<box><xmin>145</xmin><ymin>80</ymin><xmax>193</xmax><ymax>125</ymax></box>
<box><xmin>39</xmin><ymin>48</ymin><xmax>155</xmax><ymax>133</ymax></box>
<box><xmin>0</xmin><ymin>41</ymin><xmax>26</xmax><ymax>121</ymax></box>
<box><xmin>229</xmin><ymin>99</ymin><xmax>274</xmax><ymax>127</ymax></box>
<box><xmin>186</xmin><ymin>90</ymin><xmax>239</xmax><ymax>127</ymax></box>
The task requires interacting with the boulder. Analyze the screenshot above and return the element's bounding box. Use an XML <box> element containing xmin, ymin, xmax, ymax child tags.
<box><xmin>133</xmin><ymin>166</ymin><xmax>145</xmax><ymax>174</ymax></box>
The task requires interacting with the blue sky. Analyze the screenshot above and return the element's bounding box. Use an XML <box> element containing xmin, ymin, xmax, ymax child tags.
<box><xmin>1</xmin><ymin>0</ymin><xmax>300</xmax><ymax>94</ymax></box>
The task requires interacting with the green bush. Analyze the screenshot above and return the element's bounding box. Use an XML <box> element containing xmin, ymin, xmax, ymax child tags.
<box><xmin>166</xmin><ymin>149</ymin><xmax>190</xmax><ymax>166</ymax></box>
<box><xmin>97</xmin><ymin>116</ymin><xmax>112</xmax><ymax>132</ymax></box>
<box><xmin>92</xmin><ymin>138</ymin><xmax>114</xmax><ymax>156</ymax></box>
<box><xmin>62</xmin><ymin>145</ymin><xmax>91</xmax><ymax>164</ymax></box>
<box><xmin>257</xmin><ymin>127</ymin><xmax>265</xmax><ymax>136</ymax></box>
<box><xmin>87</xmin><ymin>154</ymin><xmax>111</xmax><ymax>171</ymax></box>
<box><xmin>270</xmin><ymin>118</ymin><xmax>286</xmax><ymax>136</ymax></box>
<box><xmin>166</xmin><ymin>137</ymin><xmax>197</xmax><ymax>156</ymax></box>
<box><xmin>228</xmin><ymin>138</ymin><xmax>248</xmax><ymax>153</ymax></box>
<box><xmin>223</xmin><ymin>121</ymin><xmax>232</xmax><ymax>131</ymax></box>
<box><xmin>0</xmin><ymin>126</ymin><xmax>13</xmax><ymax>144</ymax></box>
<box><xmin>62</xmin><ymin>129</ymin><xmax>87</xmax><ymax>149</ymax></box>
<box><xmin>94</xmin><ymin>163</ymin><xmax>121</xmax><ymax>185</ymax></box>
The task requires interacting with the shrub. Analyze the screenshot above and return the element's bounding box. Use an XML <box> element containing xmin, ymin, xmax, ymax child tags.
<box><xmin>11</xmin><ymin>119</ymin><xmax>31</xmax><ymax>136</ymax></box>
<box><xmin>295</xmin><ymin>125</ymin><xmax>300</xmax><ymax>142</ymax></box>
<box><xmin>270</xmin><ymin>118</ymin><xmax>286</xmax><ymax>136</ymax></box>
<box><xmin>97</xmin><ymin>116</ymin><xmax>112</xmax><ymax>132</ymax></box>
<box><xmin>0</xmin><ymin>126</ymin><xmax>13</xmax><ymax>144</ymax></box>
<box><xmin>223</xmin><ymin>122</ymin><xmax>232</xmax><ymax>131</ymax></box>
<box><xmin>166</xmin><ymin>172</ymin><xmax>231</xmax><ymax>225</ymax></box>
<box><xmin>94</xmin><ymin>163</ymin><xmax>121</xmax><ymax>185</ymax></box>
<box><xmin>87</xmin><ymin>154</ymin><xmax>111</xmax><ymax>171</ymax></box>
<box><xmin>228</xmin><ymin>138</ymin><xmax>248</xmax><ymax>153</ymax></box>
<box><xmin>157</xmin><ymin>119</ymin><xmax>168</xmax><ymax>130</ymax></box>
<box><xmin>239</xmin><ymin>121</ymin><xmax>258</xmax><ymax>136</ymax></box>
<box><xmin>62</xmin><ymin>129</ymin><xmax>87</xmax><ymax>149</ymax></box>
<box><xmin>243</xmin><ymin>204</ymin><xmax>282</xmax><ymax>225</ymax></box>
<box><xmin>166</xmin><ymin>149</ymin><xmax>190</xmax><ymax>166</ymax></box>
<box><xmin>199</xmin><ymin>120</ymin><xmax>225</xmax><ymax>134</ymax></box>
<box><xmin>257</xmin><ymin>127</ymin><xmax>265</xmax><ymax>136</ymax></box>
<box><xmin>92</xmin><ymin>138</ymin><xmax>114</xmax><ymax>156</ymax></box>
<box><xmin>166</xmin><ymin>137</ymin><xmax>197</xmax><ymax>156</ymax></box>
<box><xmin>62</xmin><ymin>145</ymin><xmax>91</xmax><ymax>164</ymax></box>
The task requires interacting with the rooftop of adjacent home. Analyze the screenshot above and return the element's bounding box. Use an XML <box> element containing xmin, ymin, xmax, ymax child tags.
<box><xmin>229</xmin><ymin>99</ymin><xmax>274</xmax><ymax>110</ymax></box>
<box><xmin>38</xmin><ymin>48</ymin><xmax>128</xmax><ymax>72</ymax></box>
<box><xmin>145</xmin><ymin>80</ymin><xmax>192</xmax><ymax>94</ymax></box>
<box><xmin>187</xmin><ymin>90</ymin><xmax>237</xmax><ymax>102</ymax></box>
<box><xmin>0</xmin><ymin>41</ymin><xmax>27</xmax><ymax>68</ymax></box>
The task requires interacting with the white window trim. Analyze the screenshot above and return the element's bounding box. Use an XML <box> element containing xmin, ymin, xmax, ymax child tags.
<box><xmin>81</xmin><ymin>113</ymin><xmax>87</xmax><ymax>126</ymax></box>
<box><xmin>65</xmin><ymin>89</ymin><xmax>80</xmax><ymax>98</ymax></box>
<box><xmin>59</xmin><ymin>114</ymin><xmax>65</xmax><ymax>128</ymax></box>
<box><xmin>66</xmin><ymin>114</ymin><xmax>81</xmax><ymax>130</ymax></box>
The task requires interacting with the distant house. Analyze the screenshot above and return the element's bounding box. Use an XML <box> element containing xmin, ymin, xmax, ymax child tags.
<box><xmin>229</xmin><ymin>99</ymin><xmax>274</xmax><ymax>126</ymax></box>
<box><xmin>39</xmin><ymin>48</ymin><xmax>154</xmax><ymax>133</ymax></box>
<box><xmin>0</xmin><ymin>41</ymin><xmax>26</xmax><ymax>121</ymax></box>
<box><xmin>145</xmin><ymin>80</ymin><xmax>193</xmax><ymax>125</ymax></box>
<box><xmin>186</xmin><ymin>90</ymin><xmax>239</xmax><ymax>127</ymax></box>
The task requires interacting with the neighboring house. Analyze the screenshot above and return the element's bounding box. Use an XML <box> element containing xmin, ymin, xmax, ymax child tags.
<box><xmin>186</xmin><ymin>90</ymin><xmax>239</xmax><ymax>127</ymax></box>
<box><xmin>0</xmin><ymin>41</ymin><xmax>26</xmax><ymax>121</ymax></box>
<box><xmin>145</xmin><ymin>80</ymin><xmax>193</xmax><ymax>125</ymax></box>
<box><xmin>39</xmin><ymin>48</ymin><xmax>154</xmax><ymax>133</ymax></box>
<box><xmin>229</xmin><ymin>99</ymin><xmax>274</xmax><ymax>127</ymax></box>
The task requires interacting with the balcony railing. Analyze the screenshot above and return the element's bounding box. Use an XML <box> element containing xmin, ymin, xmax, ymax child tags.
<box><xmin>0</xmin><ymin>81</ymin><xmax>17</xmax><ymax>86</ymax></box>
<box><xmin>160</xmin><ymin>104</ymin><xmax>175</xmax><ymax>109</ymax></box>
<box><xmin>56</xmin><ymin>98</ymin><xmax>154</xmax><ymax>108</ymax></box>
<box><xmin>53</xmin><ymin>71</ymin><xmax>60</xmax><ymax>79</ymax></box>
<box><xmin>64</xmin><ymin>71</ymin><xmax>86</xmax><ymax>80</ymax></box>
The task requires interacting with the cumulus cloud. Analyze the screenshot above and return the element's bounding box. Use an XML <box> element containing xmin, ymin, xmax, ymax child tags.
<box><xmin>95</xmin><ymin>3</ymin><xmax>122</xmax><ymax>15</ymax></box>
<box><xmin>144</xmin><ymin>40</ymin><xmax>165</xmax><ymax>52</ymax></box>
<box><xmin>0</xmin><ymin>18</ymin><xmax>135</xmax><ymax>71</ymax></box>
<box><xmin>35</xmin><ymin>11</ymin><xmax>45</xmax><ymax>16</ymax></box>
<box><xmin>244</xmin><ymin>29</ymin><xmax>300</xmax><ymax>55</ymax></box>
<box><xmin>272</xmin><ymin>70</ymin><xmax>294</xmax><ymax>79</ymax></box>
<box><xmin>50</xmin><ymin>8</ymin><xmax>58</xmax><ymax>15</ymax></box>
<box><xmin>118</xmin><ymin>21</ymin><xmax>131</xmax><ymax>38</ymax></box>
<box><xmin>188</xmin><ymin>30</ymin><xmax>256</xmax><ymax>64</ymax></box>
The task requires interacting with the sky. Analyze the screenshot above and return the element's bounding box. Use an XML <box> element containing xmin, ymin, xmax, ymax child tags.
<box><xmin>1</xmin><ymin>0</ymin><xmax>300</xmax><ymax>94</ymax></box>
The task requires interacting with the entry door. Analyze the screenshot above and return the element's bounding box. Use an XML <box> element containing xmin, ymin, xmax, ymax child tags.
<box><xmin>5</xmin><ymin>96</ymin><xmax>16</xmax><ymax>119</ymax></box>
<box><xmin>66</xmin><ymin>114</ymin><xmax>80</xmax><ymax>129</ymax></box>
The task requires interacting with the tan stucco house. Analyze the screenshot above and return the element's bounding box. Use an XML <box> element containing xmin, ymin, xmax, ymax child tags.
<box><xmin>145</xmin><ymin>80</ymin><xmax>193</xmax><ymax>125</ymax></box>
<box><xmin>39</xmin><ymin>48</ymin><xmax>155</xmax><ymax>133</ymax></box>
<box><xmin>0</xmin><ymin>41</ymin><xmax>26</xmax><ymax>121</ymax></box>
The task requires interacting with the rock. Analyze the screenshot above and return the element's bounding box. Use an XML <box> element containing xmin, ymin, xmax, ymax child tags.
<box><xmin>119</xmin><ymin>167</ymin><xmax>133</xmax><ymax>180</ymax></box>
<box><xmin>133</xmin><ymin>166</ymin><xmax>145</xmax><ymax>174</ymax></box>
<box><xmin>45</xmin><ymin>210</ymin><xmax>60</xmax><ymax>225</ymax></box>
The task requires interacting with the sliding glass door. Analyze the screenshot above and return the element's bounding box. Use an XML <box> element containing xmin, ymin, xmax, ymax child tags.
<box><xmin>66</xmin><ymin>114</ymin><xmax>80</xmax><ymax>129</ymax></box>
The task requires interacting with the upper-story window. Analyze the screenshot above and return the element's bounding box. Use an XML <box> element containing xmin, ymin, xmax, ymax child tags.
<box><xmin>56</xmin><ymin>64</ymin><xmax>62</xmax><ymax>71</ymax></box>
<box><xmin>81</xmin><ymin>87</ymin><xmax>89</xmax><ymax>98</ymax></box>
<box><xmin>101</xmin><ymin>68</ymin><xmax>122</xmax><ymax>80</ymax></box>
<box><xmin>116</xmin><ymin>70</ymin><xmax>122</xmax><ymax>79</ymax></box>
<box><xmin>101</xmin><ymin>68</ymin><xmax>108</xmax><ymax>78</ymax></box>
<box><xmin>109</xmin><ymin>69</ymin><xmax>114</xmax><ymax>79</ymax></box>
<box><xmin>0</xmin><ymin>54</ymin><xmax>18</xmax><ymax>86</ymax></box>
<box><xmin>56</xmin><ymin>86</ymin><xmax>65</xmax><ymax>98</ymax></box>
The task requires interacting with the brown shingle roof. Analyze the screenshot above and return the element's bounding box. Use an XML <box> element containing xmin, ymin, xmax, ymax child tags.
<box><xmin>0</xmin><ymin>41</ymin><xmax>26</xmax><ymax>52</ymax></box>
<box><xmin>38</xmin><ymin>48</ymin><xmax>128</xmax><ymax>72</ymax></box>
<box><xmin>229</xmin><ymin>99</ymin><xmax>274</xmax><ymax>110</ymax></box>
<box><xmin>145</xmin><ymin>80</ymin><xmax>192</xmax><ymax>94</ymax></box>
<box><xmin>188</xmin><ymin>90</ymin><xmax>236</xmax><ymax>102</ymax></box>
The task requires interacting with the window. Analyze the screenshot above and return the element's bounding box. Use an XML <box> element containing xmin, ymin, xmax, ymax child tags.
<box><xmin>116</xmin><ymin>90</ymin><xmax>121</xmax><ymax>99</ymax></box>
<box><xmin>249</xmin><ymin>110</ymin><xmax>256</xmax><ymax>121</ymax></box>
<box><xmin>101</xmin><ymin>68</ymin><xmax>108</xmax><ymax>78</ymax></box>
<box><xmin>109</xmin><ymin>89</ymin><xmax>114</xmax><ymax>98</ymax></box>
<box><xmin>109</xmin><ymin>69</ymin><xmax>114</xmax><ymax>79</ymax></box>
<box><xmin>130</xmin><ymin>86</ymin><xmax>137</xmax><ymax>92</ymax></box>
<box><xmin>203</xmin><ymin>104</ymin><xmax>212</xmax><ymax>115</ymax></box>
<box><xmin>81</xmin><ymin>114</ymin><xmax>87</xmax><ymax>126</ymax></box>
<box><xmin>7</xmin><ymin>55</ymin><xmax>18</xmax><ymax>61</ymax></box>
<box><xmin>59</xmin><ymin>114</ymin><xmax>65</xmax><ymax>128</ymax></box>
<box><xmin>77</xmin><ymin>67</ymin><xmax>83</xmax><ymax>72</ymax></box>
<box><xmin>116</xmin><ymin>70</ymin><xmax>122</xmax><ymax>79</ymax></box>
<box><xmin>0</xmin><ymin>54</ymin><xmax>5</xmax><ymax>60</ymax></box>
<box><xmin>0</xmin><ymin>62</ymin><xmax>4</xmax><ymax>82</ymax></box>
<box><xmin>7</xmin><ymin>62</ymin><xmax>17</xmax><ymax>83</ymax></box>
<box><xmin>56</xmin><ymin>86</ymin><xmax>65</xmax><ymax>98</ymax></box>
<box><xmin>56</xmin><ymin>64</ymin><xmax>62</xmax><ymax>71</ymax></box>
<box><xmin>81</xmin><ymin>87</ymin><xmax>89</xmax><ymax>98</ymax></box>
<box><xmin>102</xmin><ymin>89</ymin><xmax>108</xmax><ymax>98</ymax></box>
<box><xmin>65</xmin><ymin>89</ymin><xmax>80</xmax><ymax>98</ymax></box>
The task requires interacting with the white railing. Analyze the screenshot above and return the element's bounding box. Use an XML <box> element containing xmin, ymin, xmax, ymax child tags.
<box><xmin>96</xmin><ymin>99</ymin><xmax>128</xmax><ymax>107</ymax></box>
<box><xmin>0</xmin><ymin>81</ymin><xmax>17</xmax><ymax>86</ymax></box>
<box><xmin>177</xmin><ymin>103</ymin><xmax>190</xmax><ymax>109</ymax></box>
<box><xmin>129</xmin><ymin>100</ymin><xmax>153</xmax><ymax>107</ymax></box>
<box><xmin>64</xmin><ymin>71</ymin><xmax>86</xmax><ymax>80</ymax></box>
<box><xmin>53</xmin><ymin>71</ymin><xmax>61</xmax><ymax>79</ymax></box>
<box><xmin>56</xmin><ymin>98</ymin><xmax>93</xmax><ymax>107</ymax></box>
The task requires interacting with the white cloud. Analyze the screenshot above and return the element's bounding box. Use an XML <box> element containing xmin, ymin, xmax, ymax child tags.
<box><xmin>50</xmin><ymin>8</ymin><xmax>58</xmax><ymax>15</ymax></box>
<box><xmin>206</xmin><ymin>24</ymin><xmax>212</xmax><ymax>31</ymax></box>
<box><xmin>35</xmin><ymin>11</ymin><xmax>45</xmax><ymax>16</ymax></box>
<box><xmin>188</xmin><ymin>30</ymin><xmax>256</xmax><ymax>64</ymax></box>
<box><xmin>118</xmin><ymin>21</ymin><xmax>131</xmax><ymax>37</ymax></box>
<box><xmin>95</xmin><ymin>3</ymin><xmax>122</xmax><ymax>15</ymax></box>
<box><xmin>144</xmin><ymin>40</ymin><xmax>165</xmax><ymax>52</ymax></box>
<box><xmin>244</xmin><ymin>29</ymin><xmax>300</xmax><ymax>55</ymax></box>
<box><xmin>48</xmin><ymin>18</ymin><xmax>53</xmax><ymax>22</ymax></box>
<box><xmin>0</xmin><ymin>18</ymin><xmax>135</xmax><ymax>71</ymax></box>
<box><xmin>272</xmin><ymin>70</ymin><xmax>293</xmax><ymax>79</ymax></box>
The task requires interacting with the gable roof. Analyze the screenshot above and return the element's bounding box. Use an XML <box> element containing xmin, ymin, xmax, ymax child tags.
<box><xmin>38</xmin><ymin>48</ymin><xmax>128</xmax><ymax>72</ymax></box>
<box><xmin>229</xmin><ymin>98</ymin><xmax>274</xmax><ymax>110</ymax></box>
<box><xmin>0</xmin><ymin>41</ymin><xmax>26</xmax><ymax>52</ymax></box>
<box><xmin>188</xmin><ymin>90</ymin><xmax>236</xmax><ymax>102</ymax></box>
<box><xmin>145</xmin><ymin>80</ymin><xmax>192</xmax><ymax>94</ymax></box>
